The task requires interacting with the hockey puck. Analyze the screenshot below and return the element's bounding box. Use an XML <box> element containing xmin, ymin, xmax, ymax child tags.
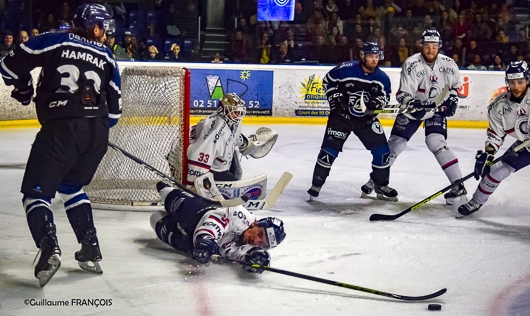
<box><xmin>428</xmin><ymin>304</ymin><xmax>442</xmax><ymax>311</ymax></box>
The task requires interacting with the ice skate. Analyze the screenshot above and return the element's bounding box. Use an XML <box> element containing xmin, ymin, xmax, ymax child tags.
<box><xmin>307</xmin><ymin>185</ymin><xmax>321</xmax><ymax>201</ymax></box>
<box><xmin>361</xmin><ymin>178</ymin><xmax>374</xmax><ymax>197</ymax></box>
<box><xmin>444</xmin><ymin>183</ymin><xmax>467</xmax><ymax>205</ymax></box>
<box><xmin>34</xmin><ymin>223</ymin><xmax>62</xmax><ymax>287</ymax></box>
<box><xmin>456</xmin><ymin>199</ymin><xmax>482</xmax><ymax>218</ymax></box>
<box><xmin>75</xmin><ymin>227</ymin><xmax>103</xmax><ymax>274</ymax></box>
<box><xmin>374</xmin><ymin>183</ymin><xmax>398</xmax><ymax>202</ymax></box>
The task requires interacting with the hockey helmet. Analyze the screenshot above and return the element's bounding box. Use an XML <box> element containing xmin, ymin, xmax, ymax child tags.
<box><xmin>217</xmin><ymin>93</ymin><xmax>246</xmax><ymax>123</ymax></box>
<box><xmin>505</xmin><ymin>61</ymin><xmax>530</xmax><ymax>91</ymax></box>
<box><xmin>73</xmin><ymin>4</ymin><xmax>115</xmax><ymax>34</ymax></box>
<box><xmin>360</xmin><ymin>41</ymin><xmax>384</xmax><ymax>60</ymax></box>
<box><xmin>420</xmin><ymin>29</ymin><xmax>442</xmax><ymax>48</ymax></box>
<box><xmin>257</xmin><ymin>217</ymin><xmax>286</xmax><ymax>249</ymax></box>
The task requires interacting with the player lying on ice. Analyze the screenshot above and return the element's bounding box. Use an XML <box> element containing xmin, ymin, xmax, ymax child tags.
<box><xmin>177</xmin><ymin>92</ymin><xmax>278</xmax><ymax>204</ymax></box>
<box><xmin>150</xmin><ymin>181</ymin><xmax>286</xmax><ymax>271</ymax></box>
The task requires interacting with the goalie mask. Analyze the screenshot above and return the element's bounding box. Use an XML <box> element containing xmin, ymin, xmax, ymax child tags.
<box><xmin>257</xmin><ymin>217</ymin><xmax>286</xmax><ymax>249</ymax></box>
<box><xmin>217</xmin><ymin>93</ymin><xmax>246</xmax><ymax>123</ymax></box>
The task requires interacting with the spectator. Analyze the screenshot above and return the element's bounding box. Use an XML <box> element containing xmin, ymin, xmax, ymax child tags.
<box><xmin>464</xmin><ymin>1</ymin><xmax>482</xmax><ymax>23</ymax></box>
<box><xmin>451</xmin><ymin>0</ymin><xmax>465</xmax><ymax>19</ymax></box>
<box><xmin>377</xmin><ymin>36</ymin><xmax>393</xmax><ymax>67</ymax></box>
<box><xmin>273</xmin><ymin>21</ymin><xmax>290</xmax><ymax>46</ymax></box>
<box><xmin>137</xmin><ymin>40</ymin><xmax>149</xmax><ymax>60</ymax></box>
<box><xmin>482</xmin><ymin>3</ymin><xmax>499</xmax><ymax>24</ymax></box>
<box><xmin>382</xmin><ymin>6</ymin><xmax>397</xmax><ymax>39</ymax></box>
<box><xmin>309</xmin><ymin>34</ymin><xmax>332</xmax><ymax>63</ymax></box>
<box><xmin>429</xmin><ymin>0</ymin><xmax>445</xmax><ymax>22</ymax></box>
<box><xmin>451</xmin><ymin>53</ymin><xmax>461</xmax><ymax>67</ymax></box>
<box><xmin>464</xmin><ymin>40</ymin><xmax>482</xmax><ymax>65</ymax></box>
<box><xmin>389</xmin><ymin>25</ymin><xmax>408</xmax><ymax>46</ymax></box>
<box><xmin>423</xmin><ymin>15</ymin><xmax>434</xmax><ymax>32</ymax></box>
<box><xmin>324</xmin><ymin>0</ymin><xmax>339</xmax><ymax>19</ymax></box>
<box><xmin>382</xmin><ymin>0</ymin><xmax>402</xmax><ymax>15</ymax></box>
<box><xmin>168</xmin><ymin>43</ymin><xmax>183</xmax><ymax>61</ymax></box>
<box><xmin>327</xmin><ymin>11</ymin><xmax>343</xmax><ymax>35</ymax></box>
<box><xmin>17</xmin><ymin>31</ymin><xmax>29</xmax><ymax>44</ymax></box>
<box><xmin>211</xmin><ymin>52</ymin><xmax>223</xmax><ymax>63</ymax></box>
<box><xmin>225</xmin><ymin>0</ymin><xmax>253</xmax><ymax>30</ymax></box>
<box><xmin>56</xmin><ymin>1</ymin><xmax>73</xmax><ymax>21</ymax></box>
<box><xmin>162</xmin><ymin>4</ymin><xmax>182</xmax><ymax>37</ymax></box>
<box><xmin>402</xmin><ymin>9</ymin><xmax>415</xmax><ymax>33</ymax></box>
<box><xmin>366</xmin><ymin>26</ymin><xmax>382</xmax><ymax>43</ymax></box>
<box><xmin>411</xmin><ymin>0</ymin><xmax>429</xmax><ymax>17</ymax></box>
<box><xmin>104</xmin><ymin>33</ymin><xmax>129</xmax><ymax>60</ymax></box>
<box><xmin>496</xmin><ymin>29</ymin><xmax>509</xmax><ymax>46</ymax></box>
<box><xmin>453</xmin><ymin>14</ymin><xmax>468</xmax><ymax>41</ymax></box>
<box><xmin>122</xmin><ymin>31</ymin><xmax>138</xmax><ymax>61</ymax></box>
<box><xmin>358</xmin><ymin>0</ymin><xmax>382</xmax><ymax>23</ymax></box>
<box><xmin>146</xmin><ymin>45</ymin><xmax>163</xmax><ymax>61</ymax></box>
<box><xmin>492</xmin><ymin>17</ymin><xmax>506</xmax><ymax>37</ymax></box>
<box><xmin>488</xmin><ymin>54</ymin><xmax>505</xmax><ymax>71</ymax></box>
<box><xmin>351</xmin><ymin>24</ymin><xmax>366</xmax><ymax>42</ymax></box>
<box><xmin>256</xmin><ymin>32</ymin><xmax>272</xmax><ymax>64</ymax></box>
<box><xmin>438</xmin><ymin>10</ymin><xmax>454</xmax><ymax>45</ymax></box>
<box><xmin>337</xmin><ymin>0</ymin><xmax>355</xmax><ymax>22</ymax></box>
<box><xmin>283</xmin><ymin>30</ymin><xmax>296</xmax><ymax>49</ymax></box>
<box><xmin>307</xmin><ymin>10</ymin><xmax>326</xmax><ymax>40</ymax></box>
<box><xmin>502</xmin><ymin>44</ymin><xmax>519</xmax><ymax>65</ymax></box>
<box><xmin>498</xmin><ymin>4</ymin><xmax>511</xmax><ymax>26</ymax></box>
<box><xmin>0</xmin><ymin>31</ymin><xmax>16</xmax><ymax>57</ymax></box>
<box><xmin>467</xmin><ymin>54</ymin><xmax>487</xmax><ymax>70</ymax></box>
<box><xmin>327</xmin><ymin>26</ymin><xmax>341</xmax><ymax>46</ymax></box>
<box><xmin>227</xmin><ymin>29</ymin><xmax>252</xmax><ymax>63</ymax></box>
<box><xmin>38</xmin><ymin>13</ymin><xmax>58</xmax><ymax>33</ymax></box>
<box><xmin>189</xmin><ymin>41</ymin><xmax>202</xmax><ymax>62</ymax></box>
<box><xmin>395</xmin><ymin>37</ymin><xmax>410</xmax><ymax>66</ymax></box>
<box><xmin>448</xmin><ymin>37</ymin><xmax>464</xmax><ymax>62</ymax></box>
<box><xmin>292</xmin><ymin>1</ymin><xmax>307</xmax><ymax>24</ymax></box>
<box><xmin>468</xmin><ymin>13</ymin><xmax>487</xmax><ymax>42</ymax></box>
<box><xmin>331</xmin><ymin>34</ymin><xmax>351</xmax><ymax>63</ymax></box>
<box><xmin>270</xmin><ymin>42</ymin><xmax>295</xmax><ymax>64</ymax></box>
<box><xmin>351</xmin><ymin>37</ymin><xmax>363</xmax><ymax>60</ymax></box>
<box><xmin>410</xmin><ymin>38</ymin><xmax>421</xmax><ymax>55</ymax></box>
<box><xmin>30</xmin><ymin>29</ymin><xmax>40</xmax><ymax>38</ymax></box>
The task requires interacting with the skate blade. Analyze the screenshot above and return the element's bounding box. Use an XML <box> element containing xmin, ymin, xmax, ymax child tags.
<box><xmin>376</xmin><ymin>193</ymin><xmax>398</xmax><ymax>202</ymax></box>
<box><xmin>78</xmin><ymin>260</ymin><xmax>103</xmax><ymax>274</ymax></box>
<box><xmin>37</xmin><ymin>254</ymin><xmax>61</xmax><ymax>287</ymax></box>
<box><xmin>361</xmin><ymin>192</ymin><xmax>372</xmax><ymax>199</ymax></box>
<box><xmin>308</xmin><ymin>195</ymin><xmax>316</xmax><ymax>201</ymax></box>
<box><xmin>446</xmin><ymin>195</ymin><xmax>468</xmax><ymax>205</ymax></box>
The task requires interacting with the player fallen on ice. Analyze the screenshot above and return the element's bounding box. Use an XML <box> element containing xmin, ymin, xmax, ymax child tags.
<box><xmin>0</xmin><ymin>4</ymin><xmax>121</xmax><ymax>286</ymax></box>
<box><xmin>173</xmin><ymin>92</ymin><xmax>277</xmax><ymax>201</ymax></box>
<box><xmin>150</xmin><ymin>182</ymin><xmax>286</xmax><ymax>271</ymax></box>
<box><xmin>376</xmin><ymin>29</ymin><xmax>466</xmax><ymax>205</ymax></box>
<box><xmin>308</xmin><ymin>41</ymin><xmax>398</xmax><ymax>201</ymax></box>
<box><xmin>458</xmin><ymin>61</ymin><xmax>530</xmax><ymax>216</ymax></box>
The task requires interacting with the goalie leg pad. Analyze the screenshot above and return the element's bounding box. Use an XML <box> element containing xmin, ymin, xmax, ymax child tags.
<box><xmin>216</xmin><ymin>173</ymin><xmax>268</xmax><ymax>201</ymax></box>
<box><xmin>473</xmin><ymin>161</ymin><xmax>513</xmax><ymax>205</ymax></box>
<box><xmin>426</xmin><ymin>133</ymin><xmax>462</xmax><ymax>182</ymax></box>
<box><xmin>312</xmin><ymin>147</ymin><xmax>338</xmax><ymax>187</ymax></box>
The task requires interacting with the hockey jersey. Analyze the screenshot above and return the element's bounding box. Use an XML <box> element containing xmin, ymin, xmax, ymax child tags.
<box><xmin>323</xmin><ymin>60</ymin><xmax>391</xmax><ymax>118</ymax></box>
<box><xmin>486</xmin><ymin>91</ymin><xmax>530</xmax><ymax>153</ymax></box>
<box><xmin>0</xmin><ymin>32</ymin><xmax>121</xmax><ymax>124</ymax></box>
<box><xmin>186</xmin><ymin>113</ymin><xmax>245</xmax><ymax>187</ymax></box>
<box><xmin>194</xmin><ymin>205</ymin><xmax>259</xmax><ymax>261</ymax></box>
<box><xmin>397</xmin><ymin>52</ymin><xmax>461</xmax><ymax>120</ymax></box>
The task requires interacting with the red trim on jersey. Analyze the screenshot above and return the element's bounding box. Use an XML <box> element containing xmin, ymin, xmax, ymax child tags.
<box><xmin>208</xmin><ymin>215</ymin><xmax>227</xmax><ymax>228</ymax></box>
<box><xmin>195</xmin><ymin>228</ymin><xmax>216</xmax><ymax>237</ymax></box>
<box><xmin>216</xmin><ymin>157</ymin><xmax>225</xmax><ymax>163</ymax></box>
<box><xmin>505</xmin><ymin>128</ymin><xmax>515</xmax><ymax>134</ymax></box>
<box><xmin>486</xmin><ymin>128</ymin><xmax>499</xmax><ymax>136</ymax></box>
<box><xmin>442</xmin><ymin>159</ymin><xmax>458</xmax><ymax>170</ymax></box>
<box><xmin>418</xmin><ymin>88</ymin><xmax>425</xmax><ymax>93</ymax></box>
<box><xmin>188</xmin><ymin>160</ymin><xmax>211</xmax><ymax>170</ymax></box>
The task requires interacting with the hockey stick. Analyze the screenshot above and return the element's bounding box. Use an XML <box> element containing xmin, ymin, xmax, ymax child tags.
<box><xmin>107</xmin><ymin>142</ymin><xmax>248</xmax><ymax>208</ymax></box>
<box><xmin>369</xmin><ymin>139</ymin><xmax>530</xmax><ymax>221</ymax></box>
<box><xmin>361</xmin><ymin>84</ymin><xmax>449</xmax><ymax>115</ymax></box>
<box><xmin>213</xmin><ymin>257</ymin><xmax>446</xmax><ymax>301</ymax></box>
<box><xmin>243</xmin><ymin>172</ymin><xmax>293</xmax><ymax>210</ymax></box>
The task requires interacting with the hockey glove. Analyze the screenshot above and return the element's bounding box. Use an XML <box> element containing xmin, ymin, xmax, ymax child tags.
<box><xmin>192</xmin><ymin>235</ymin><xmax>219</xmax><ymax>264</ymax></box>
<box><xmin>11</xmin><ymin>86</ymin><xmax>34</xmax><ymax>106</ymax></box>
<box><xmin>244</xmin><ymin>247</ymin><xmax>270</xmax><ymax>274</ymax></box>
<box><xmin>326</xmin><ymin>90</ymin><xmax>348</xmax><ymax>113</ymax></box>
<box><xmin>439</xmin><ymin>95</ymin><xmax>458</xmax><ymax>117</ymax></box>
<box><xmin>474</xmin><ymin>150</ymin><xmax>494</xmax><ymax>180</ymax></box>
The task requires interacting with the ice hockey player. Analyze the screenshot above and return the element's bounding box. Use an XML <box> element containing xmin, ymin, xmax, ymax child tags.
<box><xmin>182</xmin><ymin>92</ymin><xmax>277</xmax><ymax>197</ymax></box>
<box><xmin>150</xmin><ymin>182</ymin><xmax>286</xmax><ymax>271</ymax></box>
<box><xmin>458</xmin><ymin>61</ymin><xmax>530</xmax><ymax>216</ymax></box>
<box><xmin>307</xmin><ymin>41</ymin><xmax>398</xmax><ymax>201</ymax></box>
<box><xmin>0</xmin><ymin>4</ymin><xmax>121</xmax><ymax>286</ymax></box>
<box><xmin>378</xmin><ymin>29</ymin><xmax>466</xmax><ymax>205</ymax></box>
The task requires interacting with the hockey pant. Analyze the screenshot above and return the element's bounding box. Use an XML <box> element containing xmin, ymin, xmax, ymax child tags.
<box><xmin>389</xmin><ymin>113</ymin><xmax>462</xmax><ymax>182</ymax></box>
<box><xmin>472</xmin><ymin>142</ymin><xmax>530</xmax><ymax>204</ymax></box>
<box><xmin>311</xmin><ymin>114</ymin><xmax>391</xmax><ymax>187</ymax></box>
<box><xmin>153</xmin><ymin>188</ymin><xmax>216</xmax><ymax>252</ymax></box>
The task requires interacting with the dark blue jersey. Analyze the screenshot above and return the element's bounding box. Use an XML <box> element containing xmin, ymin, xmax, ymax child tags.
<box><xmin>323</xmin><ymin>60</ymin><xmax>391</xmax><ymax>118</ymax></box>
<box><xmin>0</xmin><ymin>32</ymin><xmax>121</xmax><ymax>123</ymax></box>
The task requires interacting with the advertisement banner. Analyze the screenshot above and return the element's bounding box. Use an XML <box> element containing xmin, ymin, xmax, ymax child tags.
<box><xmin>190</xmin><ymin>69</ymin><xmax>274</xmax><ymax>116</ymax></box>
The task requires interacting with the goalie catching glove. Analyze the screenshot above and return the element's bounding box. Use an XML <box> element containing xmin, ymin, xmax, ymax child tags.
<box><xmin>240</xmin><ymin>127</ymin><xmax>278</xmax><ymax>158</ymax></box>
<box><xmin>243</xmin><ymin>247</ymin><xmax>270</xmax><ymax>274</ymax></box>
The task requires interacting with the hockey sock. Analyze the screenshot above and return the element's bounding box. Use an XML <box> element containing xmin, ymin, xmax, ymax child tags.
<box><xmin>58</xmin><ymin>184</ymin><xmax>94</xmax><ymax>243</ymax></box>
<box><xmin>312</xmin><ymin>147</ymin><xmax>338</xmax><ymax>187</ymax></box>
<box><xmin>370</xmin><ymin>144</ymin><xmax>390</xmax><ymax>186</ymax></box>
<box><xmin>473</xmin><ymin>161</ymin><xmax>513</xmax><ymax>205</ymax></box>
<box><xmin>426</xmin><ymin>134</ymin><xmax>462</xmax><ymax>182</ymax></box>
<box><xmin>387</xmin><ymin>135</ymin><xmax>408</xmax><ymax>167</ymax></box>
<box><xmin>23</xmin><ymin>196</ymin><xmax>54</xmax><ymax>248</ymax></box>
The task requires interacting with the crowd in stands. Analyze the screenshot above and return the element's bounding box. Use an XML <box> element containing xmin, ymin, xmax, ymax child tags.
<box><xmin>0</xmin><ymin>0</ymin><xmax>528</xmax><ymax>69</ymax></box>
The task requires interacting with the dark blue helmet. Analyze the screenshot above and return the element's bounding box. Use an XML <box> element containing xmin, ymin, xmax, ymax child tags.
<box><xmin>505</xmin><ymin>61</ymin><xmax>529</xmax><ymax>89</ymax></box>
<box><xmin>420</xmin><ymin>29</ymin><xmax>442</xmax><ymax>48</ymax></box>
<box><xmin>73</xmin><ymin>4</ymin><xmax>114</xmax><ymax>34</ymax></box>
<box><xmin>257</xmin><ymin>217</ymin><xmax>285</xmax><ymax>249</ymax></box>
<box><xmin>360</xmin><ymin>41</ymin><xmax>384</xmax><ymax>59</ymax></box>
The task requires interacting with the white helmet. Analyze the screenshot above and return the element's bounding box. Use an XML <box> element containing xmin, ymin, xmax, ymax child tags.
<box><xmin>217</xmin><ymin>93</ymin><xmax>246</xmax><ymax>123</ymax></box>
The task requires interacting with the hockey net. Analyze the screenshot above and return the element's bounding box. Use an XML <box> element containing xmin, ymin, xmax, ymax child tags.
<box><xmin>85</xmin><ymin>66</ymin><xmax>190</xmax><ymax>210</ymax></box>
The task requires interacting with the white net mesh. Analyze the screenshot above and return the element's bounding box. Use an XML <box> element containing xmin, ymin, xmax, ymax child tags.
<box><xmin>85</xmin><ymin>66</ymin><xmax>189</xmax><ymax>209</ymax></box>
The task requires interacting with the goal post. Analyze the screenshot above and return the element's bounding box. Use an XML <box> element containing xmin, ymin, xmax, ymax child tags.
<box><xmin>85</xmin><ymin>66</ymin><xmax>190</xmax><ymax>210</ymax></box>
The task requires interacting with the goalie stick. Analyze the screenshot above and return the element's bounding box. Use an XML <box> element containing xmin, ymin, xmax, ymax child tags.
<box><xmin>107</xmin><ymin>142</ymin><xmax>248</xmax><ymax>208</ymax></box>
<box><xmin>360</xmin><ymin>84</ymin><xmax>449</xmax><ymax>114</ymax></box>
<box><xmin>243</xmin><ymin>172</ymin><xmax>293</xmax><ymax>210</ymax></box>
<box><xmin>212</xmin><ymin>256</ymin><xmax>446</xmax><ymax>301</ymax></box>
<box><xmin>369</xmin><ymin>138</ymin><xmax>530</xmax><ymax>221</ymax></box>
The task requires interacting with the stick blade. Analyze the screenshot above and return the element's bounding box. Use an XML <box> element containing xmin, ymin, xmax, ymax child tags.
<box><xmin>398</xmin><ymin>288</ymin><xmax>447</xmax><ymax>301</ymax></box>
<box><xmin>369</xmin><ymin>213</ymin><xmax>398</xmax><ymax>221</ymax></box>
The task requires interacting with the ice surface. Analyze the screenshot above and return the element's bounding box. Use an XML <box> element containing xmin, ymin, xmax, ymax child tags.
<box><xmin>1</xmin><ymin>125</ymin><xmax>529</xmax><ymax>316</ymax></box>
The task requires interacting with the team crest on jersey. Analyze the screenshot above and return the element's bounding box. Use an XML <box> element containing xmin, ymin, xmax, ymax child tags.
<box><xmin>371</xmin><ymin>121</ymin><xmax>383</xmax><ymax>134</ymax></box>
<box><xmin>428</xmin><ymin>86</ymin><xmax>443</xmax><ymax>99</ymax></box>
<box><xmin>429</xmin><ymin>75</ymin><xmax>438</xmax><ymax>83</ymax></box>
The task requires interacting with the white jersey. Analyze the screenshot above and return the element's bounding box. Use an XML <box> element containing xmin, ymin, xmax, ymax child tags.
<box><xmin>193</xmin><ymin>205</ymin><xmax>258</xmax><ymax>261</ymax></box>
<box><xmin>186</xmin><ymin>113</ymin><xmax>245</xmax><ymax>187</ymax></box>
<box><xmin>397</xmin><ymin>52</ymin><xmax>461</xmax><ymax>120</ymax></box>
<box><xmin>486</xmin><ymin>91</ymin><xmax>530</xmax><ymax>153</ymax></box>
